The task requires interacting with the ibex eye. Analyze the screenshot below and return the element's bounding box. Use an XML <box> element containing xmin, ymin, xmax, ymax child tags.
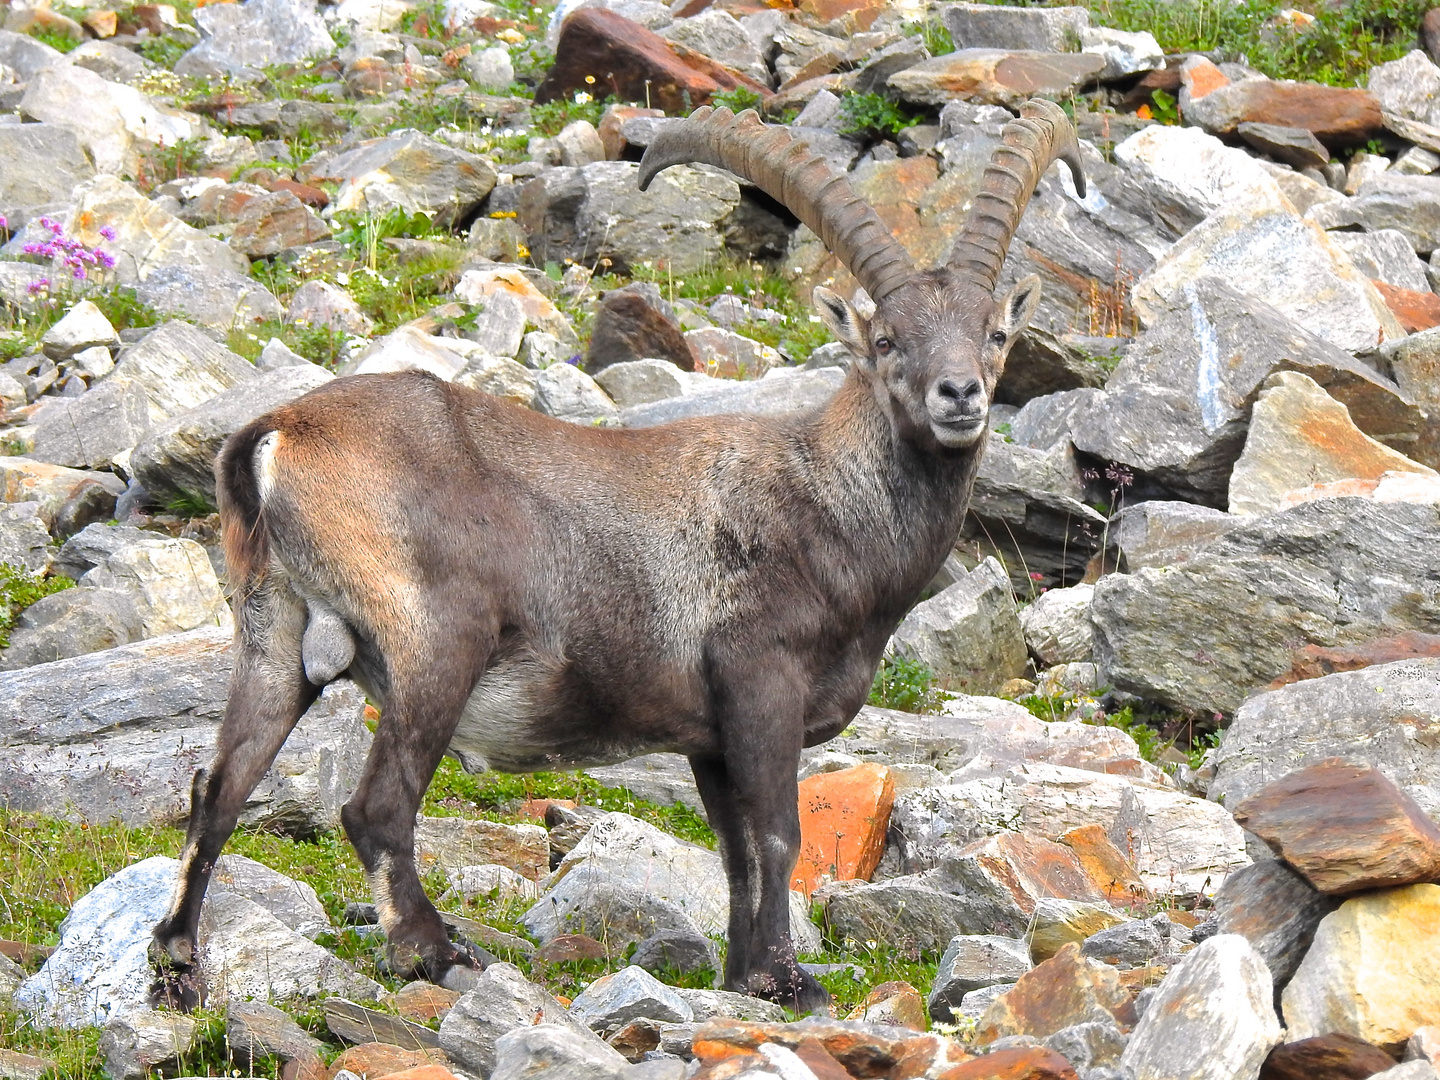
<box><xmin>875</xmin><ymin>338</ymin><xmax>894</xmax><ymax>354</ymax></box>
<box><xmin>990</xmin><ymin>331</ymin><xmax>1007</xmax><ymax>345</ymax></box>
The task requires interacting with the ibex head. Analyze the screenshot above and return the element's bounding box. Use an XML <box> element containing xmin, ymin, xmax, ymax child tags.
<box><xmin>640</xmin><ymin>100</ymin><xmax>1085</xmax><ymax>451</ymax></box>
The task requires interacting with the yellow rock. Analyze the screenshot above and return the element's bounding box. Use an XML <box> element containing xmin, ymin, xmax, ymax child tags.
<box><xmin>1029</xmin><ymin>898</ymin><xmax>1127</xmax><ymax>962</ymax></box>
<box><xmin>1282</xmin><ymin>882</ymin><xmax>1440</xmax><ymax>1052</ymax></box>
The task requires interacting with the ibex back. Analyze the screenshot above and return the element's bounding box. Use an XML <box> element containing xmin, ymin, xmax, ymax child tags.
<box><xmin>151</xmin><ymin>99</ymin><xmax>1084</xmax><ymax>1012</ymax></box>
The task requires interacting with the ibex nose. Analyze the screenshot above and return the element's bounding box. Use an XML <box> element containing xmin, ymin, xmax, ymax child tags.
<box><xmin>934</xmin><ymin>377</ymin><xmax>984</xmax><ymax>410</ymax></box>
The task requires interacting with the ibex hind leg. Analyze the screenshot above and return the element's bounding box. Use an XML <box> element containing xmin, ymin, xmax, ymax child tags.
<box><xmin>150</xmin><ymin>579</ymin><xmax>316</xmax><ymax>1010</ymax></box>
<box><xmin>341</xmin><ymin>630</ymin><xmax>494</xmax><ymax>987</ymax></box>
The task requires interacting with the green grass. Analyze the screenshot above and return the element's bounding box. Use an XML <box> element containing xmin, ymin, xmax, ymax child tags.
<box><xmin>836</xmin><ymin>92</ymin><xmax>922</xmax><ymax>139</ymax></box>
<box><xmin>0</xmin><ymin>564</ymin><xmax>74</xmax><ymax>650</ymax></box>
<box><xmin>868</xmin><ymin>655</ymin><xmax>954</xmax><ymax>714</ymax></box>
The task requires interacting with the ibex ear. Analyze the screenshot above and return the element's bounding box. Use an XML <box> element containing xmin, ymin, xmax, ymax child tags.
<box><xmin>994</xmin><ymin>274</ymin><xmax>1042</xmax><ymax>344</ymax></box>
<box><xmin>814</xmin><ymin>286</ymin><xmax>871</xmax><ymax>366</ymax></box>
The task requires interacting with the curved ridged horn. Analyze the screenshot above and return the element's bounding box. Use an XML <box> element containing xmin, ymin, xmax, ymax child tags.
<box><xmin>639</xmin><ymin>106</ymin><xmax>915</xmax><ymax>304</ymax></box>
<box><xmin>947</xmin><ymin>99</ymin><xmax>1087</xmax><ymax>293</ymax></box>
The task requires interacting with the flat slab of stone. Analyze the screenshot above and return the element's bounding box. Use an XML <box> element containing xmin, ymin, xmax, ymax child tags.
<box><xmin>888</xmin><ymin>49</ymin><xmax>1105</xmax><ymax>109</ymax></box>
<box><xmin>1213</xmin><ymin>860</ymin><xmax>1337</xmax><ymax>989</ymax></box>
<box><xmin>1232</xmin><ymin>760</ymin><xmax>1440</xmax><ymax>895</ymax></box>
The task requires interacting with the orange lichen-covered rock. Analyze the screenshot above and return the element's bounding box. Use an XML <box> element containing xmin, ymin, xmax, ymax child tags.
<box><xmin>1374</xmin><ymin>280</ymin><xmax>1440</xmax><ymax>333</ymax></box>
<box><xmin>1059</xmin><ymin>825</ymin><xmax>1149</xmax><ymax>909</ymax></box>
<box><xmin>936</xmin><ymin>1047</ymin><xmax>1080</xmax><ymax>1080</ymax></box>
<box><xmin>976</xmin><ymin>943</ymin><xmax>1133</xmax><ymax>1043</ymax></box>
<box><xmin>845</xmin><ymin>980</ymin><xmax>928</xmax><ymax>1031</ymax></box>
<box><xmin>324</xmin><ymin>1044</ymin><xmax>449</xmax><ymax>1080</ymax></box>
<box><xmin>792</xmin><ymin>763</ymin><xmax>896</xmax><ymax>897</ymax></box>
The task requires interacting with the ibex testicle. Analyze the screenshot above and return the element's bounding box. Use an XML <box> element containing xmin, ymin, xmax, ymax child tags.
<box><xmin>151</xmin><ymin>99</ymin><xmax>1084</xmax><ymax>1012</ymax></box>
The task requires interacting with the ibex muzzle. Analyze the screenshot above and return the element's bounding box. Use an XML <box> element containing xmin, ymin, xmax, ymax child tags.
<box><xmin>150</xmin><ymin>100</ymin><xmax>1083</xmax><ymax>1014</ymax></box>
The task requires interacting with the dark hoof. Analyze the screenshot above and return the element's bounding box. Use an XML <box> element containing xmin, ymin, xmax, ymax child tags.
<box><xmin>381</xmin><ymin>937</ymin><xmax>493</xmax><ymax>985</ymax></box>
<box><xmin>746</xmin><ymin>963</ymin><xmax>832</xmax><ymax>1016</ymax></box>
<box><xmin>147</xmin><ymin>942</ymin><xmax>206</xmax><ymax>1012</ymax></box>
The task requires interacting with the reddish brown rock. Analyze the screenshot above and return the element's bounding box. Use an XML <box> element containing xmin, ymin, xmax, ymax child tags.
<box><xmin>536</xmin><ymin>933</ymin><xmax>609</xmax><ymax>963</ymax></box>
<box><xmin>535</xmin><ymin>9</ymin><xmax>770</xmax><ymax>114</ymax></box>
<box><xmin>1424</xmin><ymin>8</ymin><xmax>1440</xmax><ymax>63</ymax></box>
<box><xmin>793</xmin><ymin>763</ymin><xmax>895</xmax><ymax>897</ymax></box>
<box><xmin>691</xmin><ymin>1018</ymin><xmax>908</xmax><ymax>1076</ymax></box>
<box><xmin>949</xmin><ymin>832</ymin><xmax>1109</xmax><ymax>930</ymax></box>
<box><xmin>597</xmin><ymin>104</ymin><xmax>665</xmax><ymax>161</ymax></box>
<box><xmin>976</xmin><ymin>943</ymin><xmax>1132</xmax><ymax>1043</ymax></box>
<box><xmin>229</xmin><ymin>190</ymin><xmax>331</xmax><ymax>257</ymax></box>
<box><xmin>188</xmin><ymin>181</ymin><xmax>264</xmax><ymax>225</ymax></box>
<box><xmin>892</xmin><ymin>1033</ymin><xmax>974</xmax><ymax>1078</ymax></box>
<box><xmin>325</xmin><ymin>1044</ymin><xmax>449</xmax><ymax>1080</ymax></box>
<box><xmin>391</xmin><ymin>981</ymin><xmax>461</xmax><ymax>1023</ymax></box>
<box><xmin>1374</xmin><ymin>280</ymin><xmax>1440</xmax><ymax>333</ymax></box>
<box><xmin>83</xmin><ymin>9</ymin><xmax>118</xmax><ymax>36</ymax></box>
<box><xmin>888</xmin><ymin>49</ymin><xmax>1106</xmax><ymax>109</ymax></box>
<box><xmin>1232</xmin><ymin>759</ymin><xmax>1440</xmax><ymax>895</ymax></box>
<box><xmin>1180</xmin><ymin>57</ymin><xmax>1384</xmax><ymax>145</ymax></box>
<box><xmin>798</xmin><ymin>0</ymin><xmax>885</xmax><ymax>30</ymax></box>
<box><xmin>844</xmin><ymin>980</ymin><xmax>928</xmax><ymax>1031</ymax></box>
<box><xmin>1259</xmin><ymin>1033</ymin><xmax>1397</xmax><ymax>1080</ymax></box>
<box><xmin>1058</xmin><ymin>825</ymin><xmax>1149</xmax><ymax>909</ymax></box>
<box><xmin>584</xmin><ymin>290</ymin><xmax>697</xmax><ymax>373</ymax></box>
<box><xmin>375</xmin><ymin>1067</ymin><xmax>463</xmax><ymax>1080</ymax></box>
<box><xmin>937</xmin><ymin>1047</ymin><xmax>1080</xmax><ymax>1080</ymax></box>
<box><xmin>1267</xmin><ymin>631</ymin><xmax>1440</xmax><ymax>690</ymax></box>
<box><xmin>792</xmin><ymin>1038</ymin><xmax>856</xmax><ymax>1080</ymax></box>
<box><xmin>609</xmin><ymin>1018</ymin><xmax>663</xmax><ymax>1061</ymax></box>
<box><xmin>269</xmin><ymin>177</ymin><xmax>330</xmax><ymax>209</ymax></box>
<box><xmin>519</xmin><ymin>797</ymin><xmax>575</xmax><ymax>821</ymax></box>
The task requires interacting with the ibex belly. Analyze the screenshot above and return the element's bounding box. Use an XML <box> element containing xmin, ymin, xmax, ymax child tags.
<box><xmin>448</xmin><ymin>653</ymin><xmax>678</xmax><ymax>774</ymax></box>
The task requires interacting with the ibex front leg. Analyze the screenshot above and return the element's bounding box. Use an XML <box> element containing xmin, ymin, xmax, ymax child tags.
<box><xmin>694</xmin><ymin>666</ymin><xmax>830</xmax><ymax>1014</ymax></box>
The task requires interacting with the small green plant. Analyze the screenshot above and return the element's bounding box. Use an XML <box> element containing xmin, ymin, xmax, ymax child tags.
<box><xmin>909</xmin><ymin>14</ymin><xmax>953</xmax><ymax>57</ymax></box>
<box><xmin>837</xmin><ymin>92</ymin><xmax>921</xmax><ymax>139</ymax></box>
<box><xmin>868</xmin><ymin>654</ymin><xmax>953</xmax><ymax>714</ymax></box>
<box><xmin>1146</xmin><ymin>89</ymin><xmax>1180</xmax><ymax>126</ymax></box>
<box><xmin>165</xmin><ymin>490</ymin><xmax>218</xmax><ymax>518</ymax></box>
<box><xmin>708</xmin><ymin>87</ymin><xmax>765</xmax><ymax>114</ymax></box>
<box><xmin>530</xmin><ymin>93</ymin><xmax>610</xmax><ymax>137</ymax></box>
<box><xmin>137</xmin><ymin>34</ymin><xmax>188</xmax><ymax>67</ymax></box>
<box><xmin>0</xmin><ymin>564</ymin><xmax>75</xmax><ymax>649</ymax></box>
<box><xmin>89</xmin><ymin>286</ymin><xmax>160</xmax><ymax>334</ymax></box>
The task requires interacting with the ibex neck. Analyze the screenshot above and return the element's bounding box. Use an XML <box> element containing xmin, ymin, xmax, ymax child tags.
<box><xmin>798</xmin><ymin>370</ymin><xmax>983</xmax><ymax>602</ymax></box>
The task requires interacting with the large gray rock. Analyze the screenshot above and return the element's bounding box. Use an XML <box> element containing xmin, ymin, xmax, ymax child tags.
<box><xmin>1112</xmin><ymin>126</ymin><xmax>1285</xmax><ymax>229</ymax></box>
<box><xmin>928</xmin><ymin>934</ymin><xmax>1033</xmax><ymax>1021</ymax></box>
<box><xmin>4</xmin><ymin>524</ymin><xmax>229</xmax><ymax>670</ymax></box>
<box><xmin>14</xmin><ymin>855</ymin><xmax>380</xmax><ymax>1029</ymax></box>
<box><xmin>135</xmin><ymin>264</ymin><xmax>284</xmax><ymax>331</ymax></box>
<box><xmin>1368</xmin><ymin>49</ymin><xmax>1440</xmax><ymax>127</ymax></box>
<box><xmin>28</xmin><ymin>380</ymin><xmax>152</xmax><ymax>471</ymax></box>
<box><xmin>963</xmin><ymin>436</ymin><xmax>1106</xmax><ymax>589</ymax></box>
<box><xmin>1110</xmin><ymin>500</ymin><xmax>1240</xmax><ymax>570</ymax></box>
<box><xmin>1311</xmin><ymin>174</ymin><xmax>1440</xmax><ymax>256</ymax></box>
<box><xmin>1019</xmin><ymin>583</ymin><xmax>1094</xmax><ymax>666</ymax></box>
<box><xmin>176</xmin><ymin>0</ymin><xmax>335</xmax><ymax>77</ymax></box>
<box><xmin>1135</xmin><ymin>182</ymin><xmax>1403</xmax><ymax>353</ymax></box>
<box><xmin>532</xmin><ymin>363</ymin><xmax>619</xmax><ymax>425</ymax></box>
<box><xmin>0</xmin><ymin>456</ymin><xmax>127</xmax><ymax>529</ymax></box>
<box><xmin>99</xmin><ymin>1005</ymin><xmax>198</xmax><ymax>1080</ymax></box>
<box><xmin>575</xmin><ymin>161</ymin><xmax>740</xmax><ymax>275</ymax></box>
<box><xmin>1210</xmin><ymin>659</ymin><xmax>1440</xmax><ymax>815</ymax></box>
<box><xmin>1211</xmin><ymin>860</ymin><xmax>1337</xmax><ymax>991</ymax></box>
<box><xmin>1044</xmin><ymin>1019</ymin><xmax>1128</xmax><ymax>1072</ymax></box>
<box><xmin>130</xmin><ymin>364</ymin><xmax>332</xmax><ymax>503</ymax></box>
<box><xmin>0</xmin><ymin>502</ymin><xmax>54</xmax><ymax>574</ymax></box>
<box><xmin>0</xmin><ymin>628</ymin><xmax>373</xmax><ymax>832</ymax></box>
<box><xmin>566</xmin><ymin>966</ymin><xmax>693</xmax><ymax>1032</ymax></box>
<box><xmin>621</xmin><ymin>368</ymin><xmax>845</xmax><ymax>426</ymax></box>
<box><xmin>315</xmin><ymin>129</ymin><xmax>496</xmax><ymax>229</ymax></box>
<box><xmin>943</xmin><ymin>3</ymin><xmax>1089</xmax><ymax>51</ymax></box>
<box><xmin>1119</xmin><ymin>935</ymin><xmax>1281</xmax><ymax>1080</ymax></box>
<box><xmin>1092</xmin><ymin>500</ymin><xmax>1440</xmax><ymax>715</ymax></box>
<box><xmin>0</xmin><ymin>124</ymin><xmax>95</xmax><ymax>227</ymax></box>
<box><xmin>111</xmin><ymin>321</ymin><xmax>257</xmax><ymax>424</ymax></box>
<box><xmin>1328</xmin><ymin>229</ymin><xmax>1432</xmax><ymax>292</ymax></box>
<box><xmin>822</xmin><ymin>873</ymin><xmax>988</xmax><ymax>954</ymax></box>
<box><xmin>439</xmin><ymin>963</ymin><xmax>592</xmax><ymax>1077</ymax></box>
<box><xmin>658</xmin><ymin>8</ymin><xmax>769</xmax><ymax>86</ymax></box>
<box><xmin>490</xmin><ymin>1022</ymin><xmax>631</xmax><ymax>1080</ymax></box>
<box><xmin>1081</xmin><ymin>920</ymin><xmax>1164</xmax><ymax>968</ymax></box>
<box><xmin>0</xmin><ymin>28</ymin><xmax>63</xmax><ymax>79</ymax></box>
<box><xmin>17</xmin><ymin>65</ymin><xmax>197</xmax><ymax>178</ymax></box>
<box><xmin>2</xmin><ymin>177</ymin><xmax>250</xmax><ymax>286</ymax></box>
<box><xmin>887</xmin><ymin>557</ymin><xmax>1027</xmax><ymax>695</ymax></box>
<box><xmin>211</xmin><ymin>854</ymin><xmax>331</xmax><ymax>939</ymax></box>
<box><xmin>1068</xmin><ymin>278</ymin><xmax>1418</xmax><ymax>504</ymax></box>
<box><xmin>521</xmin><ymin>812</ymin><xmax>820</xmax><ymax>953</ymax></box>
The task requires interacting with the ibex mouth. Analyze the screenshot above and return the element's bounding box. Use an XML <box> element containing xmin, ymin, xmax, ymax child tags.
<box><xmin>930</xmin><ymin>415</ymin><xmax>986</xmax><ymax>447</ymax></box>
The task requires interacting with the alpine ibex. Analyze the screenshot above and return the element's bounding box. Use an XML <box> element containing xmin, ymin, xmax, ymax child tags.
<box><xmin>152</xmin><ymin>100</ymin><xmax>1083</xmax><ymax>1012</ymax></box>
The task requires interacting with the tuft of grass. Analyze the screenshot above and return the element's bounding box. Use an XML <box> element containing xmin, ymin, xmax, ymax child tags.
<box><xmin>868</xmin><ymin>655</ymin><xmax>953</xmax><ymax>714</ymax></box>
<box><xmin>165</xmin><ymin>490</ymin><xmax>218</xmax><ymax>518</ymax></box>
<box><xmin>0</xmin><ymin>564</ymin><xmax>75</xmax><ymax>650</ymax></box>
<box><xmin>530</xmin><ymin>94</ymin><xmax>610</xmax><ymax>137</ymax></box>
<box><xmin>836</xmin><ymin>92</ymin><xmax>922</xmax><ymax>139</ymax></box>
<box><xmin>708</xmin><ymin>87</ymin><xmax>765</xmax><ymax>114</ymax></box>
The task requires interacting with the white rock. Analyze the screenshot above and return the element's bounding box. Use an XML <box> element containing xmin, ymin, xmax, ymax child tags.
<box><xmin>343</xmin><ymin>325</ymin><xmax>470</xmax><ymax>379</ymax></box>
<box><xmin>444</xmin><ymin>864</ymin><xmax>541</xmax><ymax>904</ymax></box>
<box><xmin>1132</xmin><ymin>183</ymin><xmax>1404</xmax><ymax>353</ymax></box>
<box><xmin>1113</xmin><ymin>125</ymin><xmax>1283</xmax><ymax>222</ymax></box>
<box><xmin>41</xmin><ymin>300</ymin><xmax>117</xmax><ymax>360</ymax></box>
<box><xmin>463</xmin><ymin>44</ymin><xmax>513</xmax><ymax>91</ymax></box>
<box><xmin>1080</xmin><ymin>26</ymin><xmax>1163</xmax><ymax>79</ymax></box>
<box><xmin>212</xmin><ymin>854</ymin><xmax>331</xmax><ymax>939</ymax></box>
<box><xmin>490</xmin><ymin>1022</ymin><xmax>631</xmax><ymax>1080</ymax></box>
<box><xmin>1019</xmin><ymin>583</ymin><xmax>1094</xmax><ymax>666</ymax></box>
<box><xmin>592</xmin><ymin>358</ymin><xmax>688</xmax><ymax>407</ymax></box>
<box><xmin>532</xmin><ymin>363</ymin><xmax>619</xmax><ymax>425</ymax></box>
<box><xmin>1120</xmin><ymin>935</ymin><xmax>1281</xmax><ymax>1080</ymax></box>
<box><xmin>1327</xmin><ymin>228</ymin><xmax>1432</xmax><ymax>292</ymax></box>
<box><xmin>522</xmin><ymin>812</ymin><xmax>820</xmax><ymax>952</ymax></box>
<box><xmin>1367</xmin><ymin>49</ymin><xmax>1440</xmax><ymax>128</ymax></box>
<box><xmin>454</xmin><ymin>354</ymin><xmax>538</xmax><ymax>406</ymax></box>
<box><xmin>15</xmin><ymin>856</ymin><xmax>379</xmax><ymax>1028</ymax></box>
<box><xmin>334</xmin><ymin>0</ymin><xmax>410</xmax><ymax>31</ymax></box>
<box><xmin>111</xmin><ymin>320</ymin><xmax>256</xmax><ymax>424</ymax></box>
<box><xmin>99</xmin><ymin>1005</ymin><xmax>198</xmax><ymax>1080</ymax></box>
<box><xmin>178</xmin><ymin>0</ymin><xmax>336</xmax><ymax>76</ymax></box>
<box><xmin>567</xmin><ymin>965</ymin><xmax>694</xmax><ymax>1030</ymax></box>
<box><xmin>439</xmin><ymin>963</ymin><xmax>591</xmax><ymax>1077</ymax></box>
<box><xmin>78</xmin><ymin>534</ymin><xmax>231</xmax><ymax>639</ymax></box>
